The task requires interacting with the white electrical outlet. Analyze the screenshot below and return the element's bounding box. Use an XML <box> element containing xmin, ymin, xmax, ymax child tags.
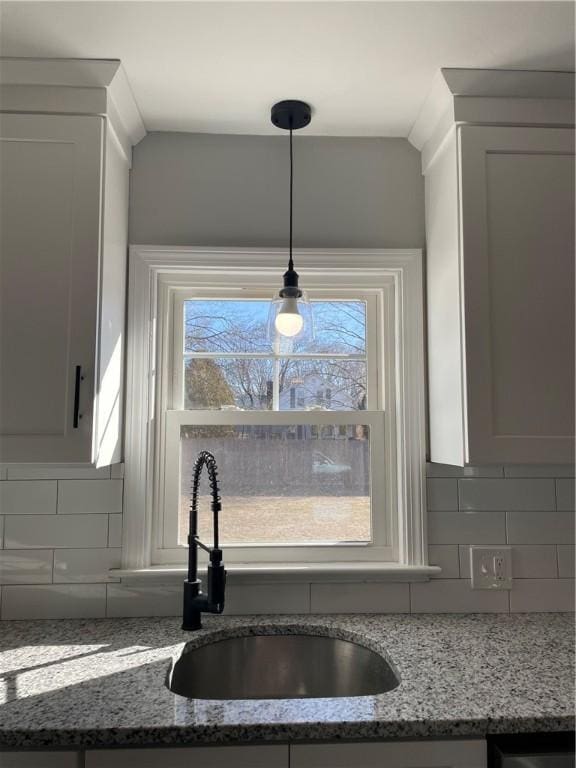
<box><xmin>470</xmin><ymin>546</ymin><xmax>512</xmax><ymax>590</ymax></box>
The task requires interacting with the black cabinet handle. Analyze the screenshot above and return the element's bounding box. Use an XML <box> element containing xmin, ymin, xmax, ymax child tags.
<box><xmin>73</xmin><ymin>365</ymin><xmax>82</xmax><ymax>428</ymax></box>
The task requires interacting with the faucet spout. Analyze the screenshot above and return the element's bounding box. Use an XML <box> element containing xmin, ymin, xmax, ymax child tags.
<box><xmin>182</xmin><ymin>450</ymin><xmax>226</xmax><ymax>631</ymax></box>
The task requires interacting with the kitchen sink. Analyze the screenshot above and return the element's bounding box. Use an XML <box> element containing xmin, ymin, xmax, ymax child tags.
<box><xmin>167</xmin><ymin>632</ymin><xmax>399</xmax><ymax>700</ymax></box>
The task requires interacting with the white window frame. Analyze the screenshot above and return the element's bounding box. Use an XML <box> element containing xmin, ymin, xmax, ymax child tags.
<box><xmin>160</xmin><ymin>289</ymin><xmax>385</xmax><ymax>564</ymax></box>
<box><xmin>122</xmin><ymin>247</ymin><xmax>428</xmax><ymax>576</ymax></box>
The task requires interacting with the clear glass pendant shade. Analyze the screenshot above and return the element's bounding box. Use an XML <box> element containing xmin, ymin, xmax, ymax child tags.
<box><xmin>267</xmin><ymin>291</ymin><xmax>314</xmax><ymax>351</ymax></box>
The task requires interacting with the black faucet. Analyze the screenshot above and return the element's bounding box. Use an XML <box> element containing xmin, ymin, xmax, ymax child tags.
<box><xmin>182</xmin><ymin>450</ymin><xmax>226</xmax><ymax>631</ymax></box>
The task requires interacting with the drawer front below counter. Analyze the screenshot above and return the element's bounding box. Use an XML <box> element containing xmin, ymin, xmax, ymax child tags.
<box><xmin>1</xmin><ymin>741</ymin><xmax>486</xmax><ymax>768</ymax></box>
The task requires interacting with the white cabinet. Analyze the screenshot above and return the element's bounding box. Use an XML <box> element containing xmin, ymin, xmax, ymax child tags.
<box><xmin>0</xmin><ymin>740</ymin><xmax>485</xmax><ymax>768</ymax></box>
<box><xmin>1</xmin><ymin>113</ymin><xmax>105</xmax><ymax>464</ymax></box>
<box><xmin>78</xmin><ymin>741</ymin><xmax>486</xmax><ymax>768</ymax></box>
<box><xmin>0</xmin><ymin>753</ymin><xmax>81</xmax><ymax>767</ymax></box>
<box><xmin>291</xmin><ymin>738</ymin><xmax>487</xmax><ymax>768</ymax></box>
<box><xmin>420</xmin><ymin>70</ymin><xmax>575</xmax><ymax>465</ymax></box>
<box><xmin>0</xmin><ymin>60</ymin><xmax>140</xmax><ymax>466</ymax></box>
<box><xmin>458</xmin><ymin>126</ymin><xmax>574</xmax><ymax>465</ymax></box>
<box><xmin>85</xmin><ymin>745</ymin><xmax>289</xmax><ymax>768</ymax></box>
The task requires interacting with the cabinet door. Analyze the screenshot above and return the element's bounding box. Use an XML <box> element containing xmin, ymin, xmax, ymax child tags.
<box><xmin>0</xmin><ymin>113</ymin><xmax>103</xmax><ymax>462</ymax></box>
<box><xmin>290</xmin><ymin>739</ymin><xmax>487</xmax><ymax>768</ymax></box>
<box><xmin>459</xmin><ymin>126</ymin><xmax>575</xmax><ymax>464</ymax></box>
<box><xmin>85</xmin><ymin>745</ymin><xmax>289</xmax><ymax>768</ymax></box>
<box><xmin>0</xmin><ymin>753</ymin><xmax>82</xmax><ymax>768</ymax></box>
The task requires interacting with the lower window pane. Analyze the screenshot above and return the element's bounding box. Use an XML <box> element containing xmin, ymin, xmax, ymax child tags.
<box><xmin>179</xmin><ymin>424</ymin><xmax>372</xmax><ymax>546</ymax></box>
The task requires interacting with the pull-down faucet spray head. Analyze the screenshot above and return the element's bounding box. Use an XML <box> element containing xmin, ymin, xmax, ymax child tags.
<box><xmin>182</xmin><ymin>451</ymin><xmax>226</xmax><ymax>631</ymax></box>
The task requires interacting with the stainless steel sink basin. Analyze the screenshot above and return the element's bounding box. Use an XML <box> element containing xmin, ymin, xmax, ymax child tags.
<box><xmin>167</xmin><ymin>632</ymin><xmax>399</xmax><ymax>700</ymax></box>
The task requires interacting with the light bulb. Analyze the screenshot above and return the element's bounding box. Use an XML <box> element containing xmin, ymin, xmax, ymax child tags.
<box><xmin>275</xmin><ymin>298</ymin><xmax>304</xmax><ymax>337</ymax></box>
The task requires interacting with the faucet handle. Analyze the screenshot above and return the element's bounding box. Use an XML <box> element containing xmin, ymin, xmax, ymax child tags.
<box><xmin>207</xmin><ymin>547</ymin><xmax>226</xmax><ymax>614</ymax></box>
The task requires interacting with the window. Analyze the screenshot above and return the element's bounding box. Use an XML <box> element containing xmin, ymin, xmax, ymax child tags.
<box><xmin>124</xmin><ymin>248</ymin><xmax>428</xmax><ymax>575</ymax></box>
<box><xmin>161</xmin><ymin>292</ymin><xmax>389</xmax><ymax>563</ymax></box>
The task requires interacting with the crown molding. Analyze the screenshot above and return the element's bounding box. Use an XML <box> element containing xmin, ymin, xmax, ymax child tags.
<box><xmin>0</xmin><ymin>57</ymin><xmax>146</xmax><ymax>152</ymax></box>
<box><xmin>0</xmin><ymin>57</ymin><xmax>122</xmax><ymax>87</ymax></box>
<box><xmin>409</xmin><ymin>68</ymin><xmax>575</xmax><ymax>169</ymax></box>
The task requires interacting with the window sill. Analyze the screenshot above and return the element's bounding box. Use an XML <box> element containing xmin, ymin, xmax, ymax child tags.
<box><xmin>110</xmin><ymin>562</ymin><xmax>441</xmax><ymax>585</ymax></box>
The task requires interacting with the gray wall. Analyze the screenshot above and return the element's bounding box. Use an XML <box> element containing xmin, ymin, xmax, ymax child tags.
<box><xmin>129</xmin><ymin>132</ymin><xmax>425</xmax><ymax>248</ymax></box>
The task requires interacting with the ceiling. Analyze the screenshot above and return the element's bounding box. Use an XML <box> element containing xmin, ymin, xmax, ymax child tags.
<box><xmin>0</xmin><ymin>1</ymin><xmax>573</xmax><ymax>137</ymax></box>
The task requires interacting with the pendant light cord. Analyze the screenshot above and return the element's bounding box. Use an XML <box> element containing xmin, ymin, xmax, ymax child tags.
<box><xmin>289</xmin><ymin>124</ymin><xmax>294</xmax><ymax>271</ymax></box>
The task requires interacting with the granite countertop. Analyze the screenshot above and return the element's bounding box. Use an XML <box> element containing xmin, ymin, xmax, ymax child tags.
<box><xmin>0</xmin><ymin>613</ymin><xmax>573</xmax><ymax>749</ymax></box>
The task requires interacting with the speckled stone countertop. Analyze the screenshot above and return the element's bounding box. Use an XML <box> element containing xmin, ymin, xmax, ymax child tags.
<box><xmin>0</xmin><ymin>613</ymin><xmax>573</xmax><ymax>749</ymax></box>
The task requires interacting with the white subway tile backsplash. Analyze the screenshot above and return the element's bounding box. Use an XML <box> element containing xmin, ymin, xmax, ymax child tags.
<box><xmin>426</xmin><ymin>464</ymin><xmax>503</xmax><ymax>478</ymax></box>
<box><xmin>310</xmin><ymin>583</ymin><xmax>409</xmax><ymax>613</ymax></box>
<box><xmin>54</xmin><ymin>548</ymin><xmax>121</xmax><ymax>583</ymax></box>
<box><xmin>428</xmin><ymin>511</ymin><xmax>506</xmax><ymax>545</ymax></box>
<box><xmin>459</xmin><ymin>479</ymin><xmax>555</xmax><ymax>512</ymax></box>
<box><xmin>506</xmin><ymin>511</ymin><xmax>574</xmax><ymax>545</ymax></box>
<box><xmin>4</xmin><ymin>514</ymin><xmax>108</xmax><ymax>549</ymax></box>
<box><xmin>108</xmin><ymin>515</ymin><xmax>123</xmax><ymax>547</ymax></box>
<box><xmin>504</xmin><ymin>465</ymin><xmax>575</xmax><ymax>478</ymax></box>
<box><xmin>0</xmin><ymin>481</ymin><xmax>57</xmax><ymax>515</ymax></box>
<box><xmin>459</xmin><ymin>545</ymin><xmax>558</xmax><ymax>579</ymax></box>
<box><xmin>428</xmin><ymin>545</ymin><xmax>460</xmax><ymax>578</ymax></box>
<box><xmin>1</xmin><ymin>584</ymin><xmax>106</xmax><ymax>619</ymax></box>
<box><xmin>0</xmin><ymin>461</ymin><xmax>572</xmax><ymax>619</ymax></box>
<box><xmin>426</xmin><ymin>479</ymin><xmax>458</xmax><ymax>511</ymax></box>
<box><xmin>106</xmin><ymin>585</ymin><xmax>181</xmax><ymax>617</ymax></box>
<box><xmin>225</xmin><ymin>583</ymin><xmax>309</xmax><ymax>615</ymax></box>
<box><xmin>557</xmin><ymin>546</ymin><xmax>575</xmax><ymax>578</ymax></box>
<box><xmin>7</xmin><ymin>465</ymin><xmax>111</xmax><ymax>480</ymax></box>
<box><xmin>0</xmin><ymin>549</ymin><xmax>53</xmax><ymax>584</ymax></box>
<box><xmin>410</xmin><ymin>579</ymin><xmax>509</xmax><ymax>613</ymax></box>
<box><xmin>556</xmin><ymin>479</ymin><xmax>575</xmax><ymax>512</ymax></box>
<box><xmin>509</xmin><ymin>579</ymin><xmax>575</xmax><ymax>613</ymax></box>
<box><xmin>58</xmin><ymin>479</ymin><xmax>123</xmax><ymax>515</ymax></box>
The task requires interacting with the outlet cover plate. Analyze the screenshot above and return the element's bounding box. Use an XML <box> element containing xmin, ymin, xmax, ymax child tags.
<box><xmin>470</xmin><ymin>546</ymin><xmax>513</xmax><ymax>590</ymax></box>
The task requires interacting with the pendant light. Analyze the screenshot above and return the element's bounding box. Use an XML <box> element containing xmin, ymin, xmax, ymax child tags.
<box><xmin>268</xmin><ymin>100</ymin><xmax>314</xmax><ymax>346</ymax></box>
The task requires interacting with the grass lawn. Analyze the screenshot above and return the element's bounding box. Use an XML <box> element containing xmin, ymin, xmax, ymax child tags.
<box><xmin>179</xmin><ymin>495</ymin><xmax>371</xmax><ymax>545</ymax></box>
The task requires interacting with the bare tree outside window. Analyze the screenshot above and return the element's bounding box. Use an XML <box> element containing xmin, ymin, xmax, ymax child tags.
<box><xmin>183</xmin><ymin>300</ymin><xmax>367</xmax><ymax>411</ymax></box>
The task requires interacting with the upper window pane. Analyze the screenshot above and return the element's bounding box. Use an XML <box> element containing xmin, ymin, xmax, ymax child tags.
<box><xmin>185</xmin><ymin>357</ymin><xmax>273</xmax><ymax>410</ymax></box>
<box><xmin>280</xmin><ymin>359</ymin><xmax>366</xmax><ymax>411</ymax></box>
<box><xmin>184</xmin><ymin>358</ymin><xmax>366</xmax><ymax>411</ymax></box>
<box><xmin>185</xmin><ymin>300</ymin><xmax>270</xmax><ymax>354</ymax></box>
<box><xmin>184</xmin><ymin>299</ymin><xmax>367</xmax><ymax>355</ymax></box>
<box><xmin>309</xmin><ymin>300</ymin><xmax>366</xmax><ymax>355</ymax></box>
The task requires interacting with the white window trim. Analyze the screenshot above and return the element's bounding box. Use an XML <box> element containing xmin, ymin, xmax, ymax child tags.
<box><xmin>122</xmin><ymin>246</ymin><xmax>430</xmax><ymax>579</ymax></box>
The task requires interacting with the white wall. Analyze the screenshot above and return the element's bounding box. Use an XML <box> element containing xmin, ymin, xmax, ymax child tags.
<box><xmin>129</xmin><ymin>133</ymin><xmax>425</xmax><ymax>249</ymax></box>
